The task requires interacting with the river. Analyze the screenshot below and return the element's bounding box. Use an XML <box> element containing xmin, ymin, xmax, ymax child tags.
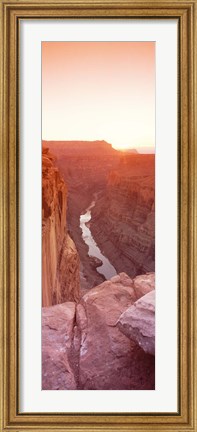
<box><xmin>80</xmin><ymin>195</ymin><xmax>117</xmax><ymax>280</ymax></box>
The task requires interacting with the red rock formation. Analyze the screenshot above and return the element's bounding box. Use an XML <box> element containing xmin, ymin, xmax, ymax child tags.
<box><xmin>77</xmin><ymin>274</ymin><xmax>154</xmax><ymax>390</ymax></box>
<box><xmin>42</xmin><ymin>272</ymin><xmax>155</xmax><ymax>390</ymax></box>
<box><xmin>42</xmin><ymin>302</ymin><xmax>77</xmax><ymax>389</ymax></box>
<box><xmin>42</xmin><ymin>140</ymin><xmax>121</xmax><ymax>289</ymax></box>
<box><xmin>91</xmin><ymin>154</ymin><xmax>155</xmax><ymax>277</ymax></box>
<box><xmin>118</xmin><ymin>289</ymin><xmax>155</xmax><ymax>355</ymax></box>
<box><xmin>133</xmin><ymin>272</ymin><xmax>155</xmax><ymax>298</ymax></box>
<box><xmin>42</xmin><ymin>147</ymin><xmax>80</xmax><ymax>306</ymax></box>
<box><xmin>42</xmin><ymin>139</ymin><xmax>118</xmax><ymax>157</ymax></box>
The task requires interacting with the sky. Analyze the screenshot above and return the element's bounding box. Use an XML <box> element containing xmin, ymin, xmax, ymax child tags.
<box><xmin>42</xmin><ymin>42</ymin><xmax>155</xmax><ymax>151</ymax></box>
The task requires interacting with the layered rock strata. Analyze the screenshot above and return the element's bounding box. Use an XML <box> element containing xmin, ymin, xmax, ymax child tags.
<box><xmin>91</xmin><ymin>154</ymin><xmax>155</xmax><ymax>278</ymax></box>
<box><xmin>42</xmin><ymin>272</ymin><xmax>155</xmax><ymax>390</ymax></box>
<box><xmin>42</xmin><ymin>148</ymin><xmax>80</xmax><ymax>306</ymax></box>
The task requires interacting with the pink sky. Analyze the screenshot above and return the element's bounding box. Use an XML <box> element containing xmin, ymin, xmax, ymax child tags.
<box><xmin>42</xmin><ymin>42</ymin><xmax>155</xmax><ymax>150</ymax></box>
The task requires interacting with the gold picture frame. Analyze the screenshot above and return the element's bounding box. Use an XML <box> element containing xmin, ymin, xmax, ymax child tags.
<box><xmin>0</xmin><ymin>0</ymin><xmax>196</xmax><ymax>430</ymax></box>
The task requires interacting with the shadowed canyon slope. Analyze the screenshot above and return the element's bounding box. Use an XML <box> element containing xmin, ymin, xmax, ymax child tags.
<box><xmin>42</xmin><ymin>148</ymin><xmax>80</xmax><ymax>306</ymax></box>
<box><xmin>91</xmin><ymin>154</ymin><xmax>155</xmax><ymax>277</ymax></box>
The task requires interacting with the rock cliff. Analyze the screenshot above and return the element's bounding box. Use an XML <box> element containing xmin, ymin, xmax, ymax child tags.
<box><xmin>91</xmin><ymin>154</ymin><xmax>155</xmax><ymax>278</ymax></box>
<box><xmin>42</xmin><ymin>272</ymin><xmax>155</xmax><ymax>390</ymax></box>
<box><xmin>42</xmin><ymin>139</ymin><xmax>118</xmax><ymax>157</ymax></box>
<box><xmin>42</xmin><ymin>140</ymin><xmax>121</xmax><ymax>289</ymax></box>
<box><xmin>42</xmin><ymin>147</ymin><xmax>80</xmax><ymax>306</ymax></box>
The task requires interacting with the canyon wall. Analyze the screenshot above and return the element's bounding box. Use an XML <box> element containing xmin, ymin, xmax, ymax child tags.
<box><xmin>42</xmin><ymin>139</ymin><xmax>118</xmax><ymax>157</ymax></box>
<box><xmin>91</xmin><ymin>154</ymin><xmax>155</xmax><ymax>278</ymax></box>
<box><xmin>42</xmin><ymin>147</ymin><xmax>80</xmax><ymax>306</ymax></box>
<box><xmin>42</xmin><ymin>140</ymin><xmax>121</xmax><ymax>289</ymax></box>
<box><xmin>42</xmin><ymin>140</ymin><xmax>120</xmax><ymax>210</ymax></box>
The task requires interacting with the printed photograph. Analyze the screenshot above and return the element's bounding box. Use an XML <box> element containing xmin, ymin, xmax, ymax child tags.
<box><xmin>42</xmin><ymin>42</ymin><xmax>155</xmax><ymax>390</ymax></box>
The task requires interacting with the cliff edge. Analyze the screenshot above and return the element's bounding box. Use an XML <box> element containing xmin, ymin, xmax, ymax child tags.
<box><xmin>42</xmin><ymin>147</ymin><xmax>80</xmax><ymax>306</ymax></box>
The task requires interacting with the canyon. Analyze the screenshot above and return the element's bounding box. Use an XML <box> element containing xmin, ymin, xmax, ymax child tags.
<box><xmin>43</xmin><ymin>140</ymin><xmax>155</xmax><ymax>288</ymax></box>
<box><xmin>42</xmin><ymin>143</ymin><xmax>155</xmax><ymax>390</ymax></box>
<box><xmin>43</xmin><ymin>140</ymin><xmax>120</xmax><ymax>289</ymax></box>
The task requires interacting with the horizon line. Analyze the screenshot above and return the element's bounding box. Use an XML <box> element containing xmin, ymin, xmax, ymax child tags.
<box><xmin>42</xmin><ymin>139</ymin><xmax>155</xmax><ymax>151</ymax></box>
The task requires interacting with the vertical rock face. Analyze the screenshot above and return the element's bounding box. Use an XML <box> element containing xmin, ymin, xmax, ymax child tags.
<box><xmin>42</xmin><ymin>147</ymin><xmax>80</xmax><ymax>306</ymax></box>
<box><xmin>91</xmin><ymin>154</ymin><xmax>155</xmax><ymax>278</ymax></box>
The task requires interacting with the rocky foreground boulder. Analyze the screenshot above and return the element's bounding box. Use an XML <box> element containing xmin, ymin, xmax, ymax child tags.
<box><xmin>42</xmin><ymin>302</ymin><xmax>77</xmax><ymax>390</ymax></box>
<box><xmin>118</xmin><ymin>290</ymin><xmax>155</xmax><ymax>355</ymax></box>
<box><xmin>42</xmin><ymin>272</ymin><xmax>155</xmax><ymax>390</ymax></box>
<box><xmin>133</xmin><ymin>272</ymin><xmax>155</xmax><ymax>298</ymax></box>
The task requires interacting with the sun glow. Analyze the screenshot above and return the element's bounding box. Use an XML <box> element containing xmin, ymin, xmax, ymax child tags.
<box><xmin>42</xmin><ymin>42</ymin><xmax>155</xmax><ymax>150</ymax></box>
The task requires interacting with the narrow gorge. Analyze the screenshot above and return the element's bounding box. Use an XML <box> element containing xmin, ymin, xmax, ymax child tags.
<box><xmin>42</xmin><ymin>142</ymin><xmax>155</xmax><ymax>390</ymax></box>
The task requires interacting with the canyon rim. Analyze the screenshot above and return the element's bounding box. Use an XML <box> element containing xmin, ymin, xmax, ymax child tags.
<box><xmin>42</xmin><ymin>41</ymin><xmax>155</xmax><ymax>390</ymax></box>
